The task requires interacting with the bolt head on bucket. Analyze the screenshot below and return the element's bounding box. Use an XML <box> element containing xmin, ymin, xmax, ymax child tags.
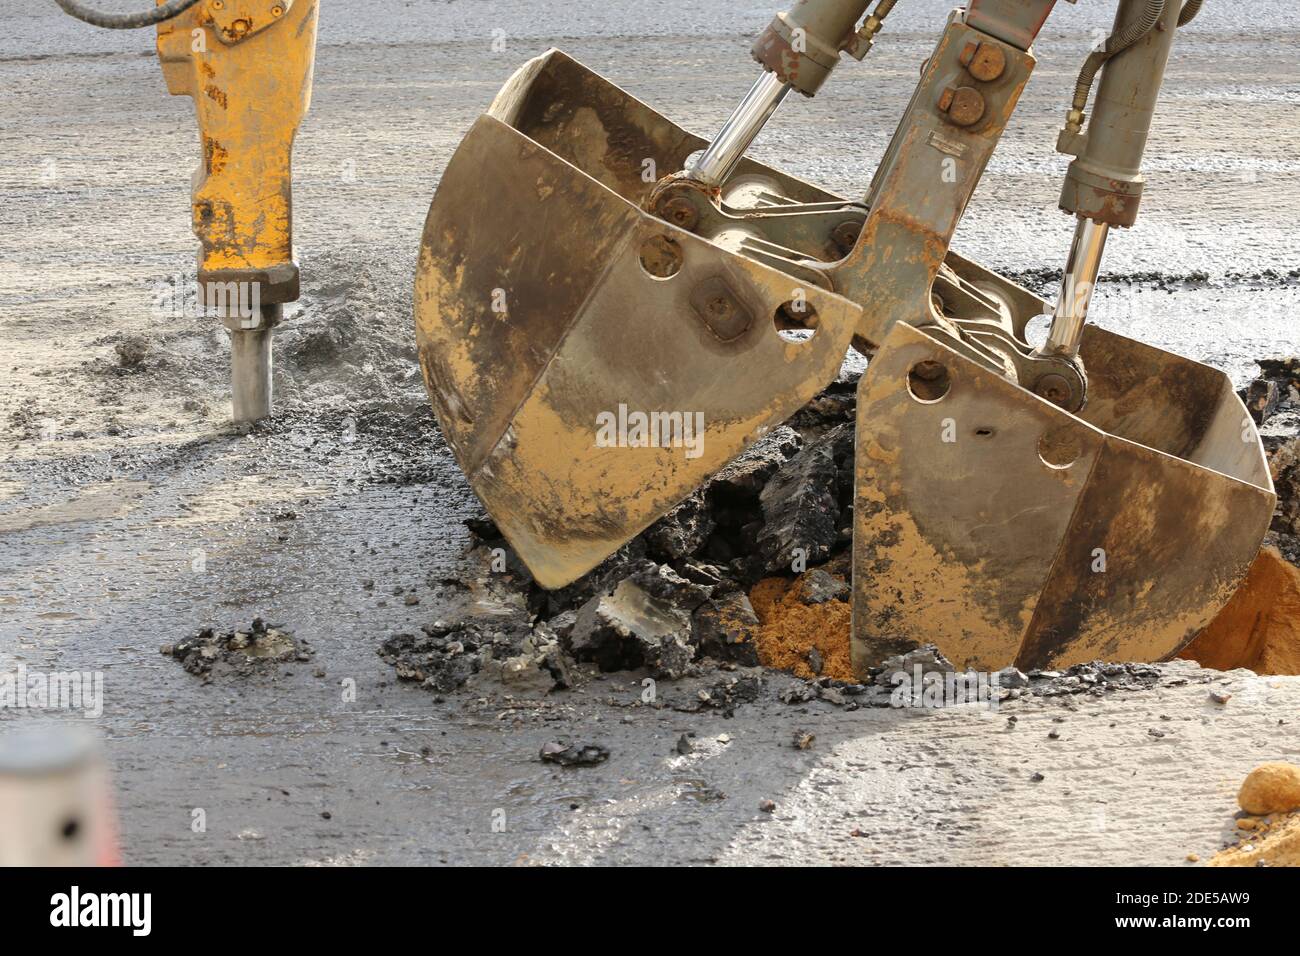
<box><xmin>415</xmin><ymin>50</ymin><xmax>859</xmax><ymax>588</ymax></box>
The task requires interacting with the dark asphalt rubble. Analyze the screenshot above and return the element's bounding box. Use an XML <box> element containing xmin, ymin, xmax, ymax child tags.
<box><xmin>539</xmin><ymin>742</ymin><xmax>610</xmax><ymax>767</ymax></box>
<box><xmin>162</xmin><ymin>618</ymin><xmax>314</xmax><ymax>678</ymax></box>
<box><xmin>774</xmin><ymin>652</ymin><xmax>1166</xmax><ymax>707</ymax></box>
<box><xmin>378</xmin><ymin>354</ymin><xmax>1300</xmax><ymax>699</ymax></box>
<box><xmin>377</xmin><ymin>365</ymin><xmax>860</xmax><ymax>699</ymax></box>
<box><xmin>1250</xmin><ymin>357</ymin><xmax>1300</xmax><ymax>564</ymax></box>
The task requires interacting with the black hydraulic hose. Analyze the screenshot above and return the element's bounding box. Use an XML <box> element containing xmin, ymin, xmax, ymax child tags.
<box><xmin>53</xmin><ymin>0</ymin><xmax>200</xmax><ymax>30</ymax></box>
<box><xmin>1070</xmin><ymin>0</ymin><xmax>1166</xmax><ymax>115</ymax></box>
<box><xmin>1178</xmin><ymin>0</ymin><xmax>1203</xmax><ymax>26</ymax></box>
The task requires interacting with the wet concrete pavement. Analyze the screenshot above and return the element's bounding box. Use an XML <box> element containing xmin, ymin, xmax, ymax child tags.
<box><xmin>1</xmin><ymin>1</ymin><xmax>1298</xmax><ymax>864</ymax></box>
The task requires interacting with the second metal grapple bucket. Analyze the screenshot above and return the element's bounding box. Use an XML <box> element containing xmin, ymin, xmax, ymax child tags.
<box><xmin>852</xmin><ymin>318</ymin><xmax>1277</xmax><ymax>674</ymax></box>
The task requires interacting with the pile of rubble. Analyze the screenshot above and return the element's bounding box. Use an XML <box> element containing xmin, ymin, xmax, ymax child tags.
<box><xmin>162</xmin><ymin>618</ymin><xmax>315</xmax><ymax>678</ymax></box>
<box><xmin>377</xmin><ymin>356</ymin><xmax>1300</xmax><ymax>697</ymax></box>
<box><xmin>377</xmin><ymin>365</ymin><xmax>861</xmax><ymax>696</ymax></box>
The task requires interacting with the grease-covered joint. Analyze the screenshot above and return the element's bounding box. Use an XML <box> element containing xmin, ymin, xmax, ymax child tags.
<box><xmin>647</xmin><ymin>172</ymin><xmax>715</xmax><ymax>230</ymax></box>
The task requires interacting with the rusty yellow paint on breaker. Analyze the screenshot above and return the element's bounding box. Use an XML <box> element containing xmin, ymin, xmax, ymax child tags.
<box><xmin>156</xmin><ymin>0</ymin><xmax>317</xmax><ymax>305</ymax></box>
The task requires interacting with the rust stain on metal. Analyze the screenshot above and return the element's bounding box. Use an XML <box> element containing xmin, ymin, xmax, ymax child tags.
<box><xmin>203</xmin><ymin>85</ymin><xmax>228</xmax><ymax>110</ymax></box>
<box><xmin>852</xmin><ymin>321</ymin><xmax>1275</xmax><ymax>677</ymax></box>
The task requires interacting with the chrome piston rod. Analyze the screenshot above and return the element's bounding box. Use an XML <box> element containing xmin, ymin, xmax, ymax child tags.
<box><xmin>688</xmin><ymin>71</ymin><xmax>791</xmax><ymax>188</ymax></box>
<box><xmin>1039</xmin><ymin>215</ymin><xmax>1110</xmax><ymax>360</ymax></box>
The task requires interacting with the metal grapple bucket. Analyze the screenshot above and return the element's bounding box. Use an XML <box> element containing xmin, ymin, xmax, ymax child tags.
<box><xmin>851</xmin><ymin>321</ymin><xmax>1277</xmax><ymax>673</ymax></box>
<box><xmin>417</xmin><ymin>48</ymin><xmax>1275</xmax><ymax>677</ymax></box>
<box><xmin>415</xmin><ymin>50</ymin><xmax>861</xmax><ymax>587</ymax></box>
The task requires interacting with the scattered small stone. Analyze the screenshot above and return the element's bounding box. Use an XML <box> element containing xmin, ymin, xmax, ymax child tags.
<box><xmin>539</xmin><ymin>742</ymin><xmax>610</xmax><ymax>768</ymax></box>
<box><xmin>873</xmin><ymin>644</ymin><xmax>955</xmax><ymax>687</ymax></box>
<box><xmin>681</xmin><ymin>673</ymin><xmax>763</xmax><ymax>715</ymax></box>
<box><xmin>997</xmin><ymin>666</ymin><xmax>1030</xmax><ymax>689</ymax></box>
<box><xmin>320</xmin><ymin>811</ymin><xmax>332</xmax><ymax>820</ymax></box>
<box><xmin>759</xmin><ymin>799</ymin><xmax>777</xmax><ymax>813</ymax></box>
<box><xmin>1030</xmin><ymin>772</ymin><xmax>1045</xmax><ymax>783</ymax></box>
<box><xmin>1210</xmin><ymin>689</ymin><xmax>1232</xmax><ymax>705</ymax></box>
<box><xmin>1186</xmin><ymin>853</ymin><xmax>1200</xmax><ymax>863</ymax></box>
<box><xmin>404</xmin><ymin>593</ymin><xmax>420</xmax><ymax>606</ymax></box>
<box><xmin>792</xmin><ymin>730</ymin><xmax>815</xmax><ymax>751</ymax></box>
<box><xmin>114</xmin><ymin>335</ymin><xmax>149</xmax><ymax>369</ymax></box>
<box><xmin>800</xmin><ymin>568</ymin><xmax>850</xmax><ymax>605</ymax></box>
<box><xmin>1148</xmin><ymin>728</ymin><xmax>1166</xmax><ymax>739</ymax></box>
<box><xmin>1048</xmin><ymin>730</ymin><xmax>1060</xmax><ymax>740</ymax></box>
<box><xmin>675</xmin><ymin>734</ymin><xmax>693</xmax><ymax>756</ymax></box>
<box><xmin>779</xmin><ymin>684</ymin><xmax>816</xmax><ymax>705</ymax></box>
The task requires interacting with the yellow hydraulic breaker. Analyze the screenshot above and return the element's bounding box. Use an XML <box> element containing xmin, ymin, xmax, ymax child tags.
<box><xmin>157</xmin><ymin>0</ymin><xmax>318</xmax><ymax>421</ymax></box>
<box><xmin>57</xmin><ymin>0</ymin><xmax>321</xmax><ymax>418</ymax></box>
<box><xmin>56</xmin><ymin>0</ymin><xmax>318</xmax><ymax>421</ymax></box>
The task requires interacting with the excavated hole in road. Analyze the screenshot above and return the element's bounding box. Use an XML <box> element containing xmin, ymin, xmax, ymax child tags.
<box><xmin>376</xmin><ymin>356</ymin><xmax>1300</xmax><ymax>697</ymax></box>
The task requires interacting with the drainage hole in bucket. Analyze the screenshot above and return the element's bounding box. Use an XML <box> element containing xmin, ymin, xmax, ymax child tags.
<box><xmin>639</xmin><ymin>235</ymin><xmax>683</xmax><ymax>279</ymax></box>
<box><xmin>774</xmin><ymin>300</ymin><xmax>819</xmax><ymax>343</ymax></box>
<box><xmin>1038</xmin><ymin>428</ymin><xmax>1083</xmax><ymax>469</ymax></box>
<box><xmin>907</xmin><ymin>360</ymin><xmax>951</xmax><ymax>403</ymax></box>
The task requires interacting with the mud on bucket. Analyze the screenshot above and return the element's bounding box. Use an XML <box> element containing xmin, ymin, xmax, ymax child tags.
<box><xmin>414</xmin><ymin>50</ymin><xmax>860</xmax><ymax>588</ymax></box>
<box><xmin>851</xmin><ymin>322</ymin><xmax>1277</xmax><ymax>675</ymax></box>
